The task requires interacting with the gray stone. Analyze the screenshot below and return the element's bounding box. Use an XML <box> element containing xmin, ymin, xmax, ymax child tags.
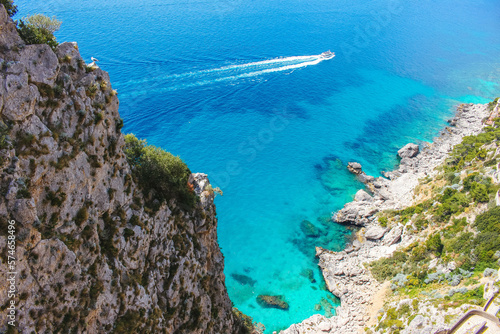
<box><xmin>354</xmin><ymin>189</ymin><xmax>372</xmax><ymax>202</ymax></box>
<box><xmin>2</xmin><ymin>74</ymin><xmax>39</xmax><ymax>121</ymax></box>
<box><xmin>364</xmin><ymin>225</ymin><xmax>387</xmax><ymax>240</ymax></box>
<box><xmin>383</xmin><ymin>226</ymin><xmax>402</xmax><ymax>245</ymax></box>
<box><xmin>409</xmin><ymin>314</ymin><xmax>425</xmax><ymax>328</ymax></box>
<box><xmin>0</xmin><ymin>7</ymin><xmax>23</xmax><ymax>49</ymax></box>
<box><xmin>398</xmin><ymin>143</ymin><xmax>419</xmax><ymax>159</ymax></box>
<box><xmin>19</xmin><ymin>44</ymin><xmax>59</xmax><ymax>85</ymax></box>
<box><xmin>347</xmin><ymin>162</ymin><xmax>363</xmax><ymax>175</ymax></box>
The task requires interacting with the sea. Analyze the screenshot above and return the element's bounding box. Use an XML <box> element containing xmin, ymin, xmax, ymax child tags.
<box><xmin>15</xmin><ymin>0</ymin><xmax>500</xmax><ymax>332</ymax></box>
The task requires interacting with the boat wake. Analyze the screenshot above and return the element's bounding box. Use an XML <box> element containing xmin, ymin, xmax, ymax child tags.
<box><xmin>118</xmin><ymin>53</ymin><xmax>332</xmax><ymax>98</ymax></box>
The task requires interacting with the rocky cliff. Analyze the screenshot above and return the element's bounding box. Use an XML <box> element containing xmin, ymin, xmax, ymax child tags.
<box><xmin>0</xmin><ymin>6</ymin><xmax>243</xmax><ymax>333</ymax></box>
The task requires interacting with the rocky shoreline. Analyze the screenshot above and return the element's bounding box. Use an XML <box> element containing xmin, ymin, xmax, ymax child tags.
<box><xmin>281</xmin><ymin>102</ymin><xmax>492</xmax><ymax>334</ymax></box>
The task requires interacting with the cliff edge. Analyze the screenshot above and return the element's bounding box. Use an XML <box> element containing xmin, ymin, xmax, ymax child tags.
<box><xmin>0</xmin><ymin>5</ymin><xmax>243</xmax><ymax>333</ymax></box>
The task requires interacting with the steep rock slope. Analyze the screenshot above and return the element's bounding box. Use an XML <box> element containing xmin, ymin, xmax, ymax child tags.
<box><xmin>0</xmin><ymin>6</ymin><xmax>241</xmax><ymax>333</ymax></box>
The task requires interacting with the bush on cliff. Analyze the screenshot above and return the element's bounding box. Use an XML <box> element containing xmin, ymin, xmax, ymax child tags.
<box><xmin>1</xmin><ymin>0</ymin><xmax>17</xmax><ymax>16</ymax></box>
<box><xmin>426</xmin><ymin>234</ymin><xmax>444</xmax><ymax>255</ymax></box>
<box><xmin>124</xmin><ymin>134</ymin><xmax>196</xmax><ymax>208</ymax></box>
<box><xmin>17</xmin><ymin>14</ymin><xmax>61</xmax><ymax>50</ymax></box>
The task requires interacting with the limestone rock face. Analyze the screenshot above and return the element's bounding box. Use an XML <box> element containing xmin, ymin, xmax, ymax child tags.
<box><xmin>0</xmin><ymin>7</ymin><xmax>241</xmax><ymax>333</ymax></box>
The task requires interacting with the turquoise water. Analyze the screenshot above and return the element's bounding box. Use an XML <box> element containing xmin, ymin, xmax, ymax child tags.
<box><xmin>16</xmin><ymin>0</ymin><xmax>500</xmax><ymax>331</ymax></box>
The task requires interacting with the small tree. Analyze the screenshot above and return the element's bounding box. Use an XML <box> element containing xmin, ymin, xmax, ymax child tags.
<box><xmin>0</xmin><ymin>0</ymin><xmax>17</xmax><ymax>17</ymax></box>
<box><xmin>17</xmin><ymin>14</ymin><xmax>62</xmax><ymax>50</ymax></box>
<box><xmin>124</xmin><ymin>134</ymin><xmax>196</xmax><ymax>208</ymax></box>
<box><xmin>426</xmin><ymin>234</ymin><xmax>443</xmax><ymax>255</ymax></box>
<box><xmin>470</xmin><ymin>182</ymin><xmax>489</xmax><ymax>203</ymax></box>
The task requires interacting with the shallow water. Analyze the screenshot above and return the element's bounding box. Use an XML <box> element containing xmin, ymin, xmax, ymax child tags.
<box><xmin>16</xmin><ymin>0</ymin><xmax>500</xmax><ymax>331</ymax></box>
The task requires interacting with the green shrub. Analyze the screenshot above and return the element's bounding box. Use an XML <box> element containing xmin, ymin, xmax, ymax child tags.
<box><xmin>426</xmin><ymin>233</ymin><xmax>444</xmax><ymax>255</ymax></box>
<box><xmin>112</xmin><ymin>311</ymin><xmax>142</xmax><ymax>334</ymax></box>
<box><xmin>488</xmin><ymin>97</ymin><xmax>499</xmax><ymax>111</ymax></box>
<box><xmin>369</xmin><ymin>251</ymin><xmax>408</xmax><ymax>282</ymax></box>
<box><xmin>0</xmin><ymin>123</ymin><xmax>9</xmax><ymax>150</ymax></box>
<box><xmin>123</xmin><ymin>228</ymin><xmax>134</xmax><ymax>241</ymax></box>
<box><xmin>74</xmin><ymin>207</ymin><xmax>88</xmax><ymax>226</ymax></box>
<box><xmin>463</xmin><ymin>173</ymin><xmax>479</xmax><ymax>191</ymax></box>
<box><xmin>17</xmin><ymin>14</ymin><xmax>62</xmax><ymax>50</ymax></box>
<box><xmin>1</xmin><ymin>0</ymin><xmax>17</xmax><ymax>17</ymax></box>
<box><xmin>475</xmin><ymin>206</ymin><xmax>500</xmax><ymax>234</ymax></box>
<box><xmin>115</xmin><ymin>118</ymin><xmax>124</xmax><ymax>132</ymax></box>
<box><xmin>124</xmin><ymin>134</ymin><xmax>196</xmax><ymax>208</ymax></box>
<box><xmin>447</xmin><ymin>232</ymin><xmax>473</xmax><ymax>254</ymax></box>
<box><xmin>470</xmin><ymin>182</ymin><xmax>489</xmax><ymax>203</ymax></box>
<box><xmin>435</xmin><ymin>190</ymin><xmax>469</xmax><ymax>221</ymax></box>
<box><xmin>94</xmin><ymin>112</ymin><xmax>103</xmax><ymax>124</ymax></box>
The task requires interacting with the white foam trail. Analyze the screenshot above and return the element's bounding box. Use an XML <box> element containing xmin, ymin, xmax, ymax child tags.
<box><xmin>119</xmin><ymin>54</ymin><xmax>322</xmax><ymax>87</ymax></box>
<box><xmin>120</xmin><ymin>54</ymin><xmax>328</xmax><ymax>98</ymax></box>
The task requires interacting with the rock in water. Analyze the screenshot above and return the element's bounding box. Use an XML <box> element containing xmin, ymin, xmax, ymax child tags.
<box><xmin>398</xmin><ymin>143</ymin><xmax>419</xmax><ymax>159</ymax></box>
<box><xmin>300</xmin><ymin>220</ymin><xmax>320</xmax><ymax>238</ymax></box>
<box><xmin>231</xmin><ymin>273</ymin><xmax>257</xmax><ymax>287</ymax></box>
<box><xmin>300</xmin><ymin>268</ymin><xmax>316</xmax><ymax>283</ymax></box>
<box><xmin>256</xmin><ymin>295</ymin><xmax>289</xmax><ymax>310</ymax></box>
<box><xmin>354</xmin><ymin>189</ymin><xmax>373</xmax><ymax>202</ymax></box>
<box><xmin>347</xmin><ymin>162</ymin><xmax>363</xmax><ymax>175</ymax></box>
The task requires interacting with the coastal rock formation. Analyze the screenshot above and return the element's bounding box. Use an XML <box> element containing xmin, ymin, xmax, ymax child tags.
<box><xmin>256</xmin><ymin>295</ymin><xmax>289</xmax><ymax>310</ymax></box>
<box><xmin>281</xmin><ymin>102</ymin><xmax>492</xmax><ymax>334</ymax></box>
<box><xmin>347</xmin><ymin>162</ymin><xmax>363</xmax><ymax>175</ymax></box>
<box><xmin>0</xmin><ymin>6</ymin><xmax>243</xmax><ymax>333</ymax></box>
<box><xmin>398</xmin><ymin>143</ymin><xmax>419</xmax><ymax>159</ymax></box>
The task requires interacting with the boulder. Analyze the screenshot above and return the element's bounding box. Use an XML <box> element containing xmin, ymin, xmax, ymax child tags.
<box><xmin>256</xmin><ymin>295</ymin><xmax>289</xmax><ymax>310</ymax></box>
<box><xmin>408</xmin><ymin>314</ymin><xmax>426</xmax><ymax>329</ymax></box>
<box><xmin>347</xmin><ymin>162</ymin><xmax>363</xmax><ymax>175</ymax></box>
<box><xmin>358</xmin><ymin>173</ymin><xmax>375</xmax><ymax>184</ymax></box>
<box><xmin>383</xmin><ymin>226</ymin><xmax>402</xmax><ymax>245</ymax></box>
<box><xmin>364</xmin><ymin>225</ymin><xmax>387</xmax><ymax>240</ymax></box>
<box><xmin>354</xmin><ymin>189</ymin><xmax>372</xmax><ymax>202</ymax></box>
<box><xmin>398</xmin><ymin>143</ymin><xmax>419</xmax><ymax>159</ymax></box>
<box><xmin>300</xmin><ymin>220</ymin><xmax>320</xmax><ymax>238</ymax></box>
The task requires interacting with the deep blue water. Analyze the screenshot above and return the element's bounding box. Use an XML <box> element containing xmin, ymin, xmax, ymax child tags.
<box><xmin>16</xmin><ymin>0</ymin><xmax>500</xmax><ymax>331</ymax></box>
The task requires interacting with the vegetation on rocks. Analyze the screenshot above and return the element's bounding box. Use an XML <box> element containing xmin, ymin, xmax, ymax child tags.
<box><xmin>0</xmin><ymin>0</ymin><xmax>16</xmax><ymax>17</ymax></box>
<box><xmin>365</xmin><ymin>100</ymin><xmax>500</xmax><ymax>333</ymax></box>
<box><xmin>124</xmin><ymin>134</ymin><xmax>197</xmax><ymax>208</ymax></box>
<box><xmin>0</xmin><ymin>2</ymin><xmax>248</xmax><ymax>332</ymax></box>
<box><xmin>17</xmin><ymin>13</ymin><xmax>62</xmax><ymax>49</ymax></box>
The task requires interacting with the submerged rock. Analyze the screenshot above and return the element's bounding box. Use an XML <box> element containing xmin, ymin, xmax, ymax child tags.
<box><xmin>231</xmin><ymin>273</ymin><xmax>257</xmax><ymax>287</ymax></box>
<box><xmin>320</xmin><ymin>297</ymin><xmax>334</xmax><ymax>318</ymax></box>
<box><xmin>300</xmin><ymin>268</ymin><xmax>316</xmax><ymax>283</ymax></box>
<box><xmin>256</xmin><ymin>295</ymin><xmax>289</xmax><ymax>310</ymax></box>
<box><xmin>300</xmin><ymin>220</ymin><xmax>320</xmax><ymax>238</ymax></box>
